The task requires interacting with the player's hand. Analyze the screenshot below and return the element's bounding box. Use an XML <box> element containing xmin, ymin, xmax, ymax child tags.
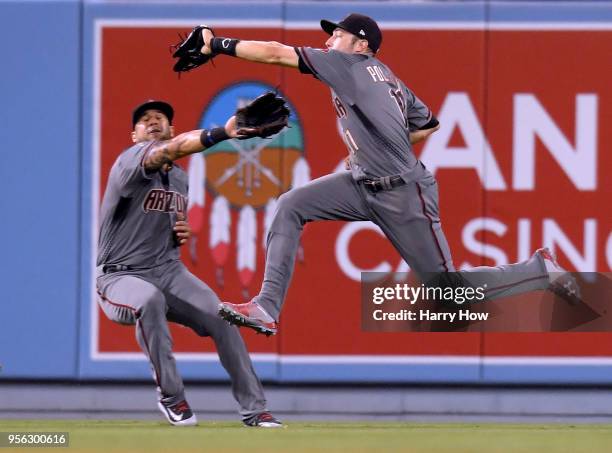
<box><xmin>173</xmin><ymin>220</ymin><xmax>191</xmax><ymax>246</ymax></box>
<box><xmin>200</xmin><ymin>27</ymin><xmax>214</xmax><ymax>55</ymax></box>
<box><xmin>224</xmin><ymin>115</ymin><xmax>258</xmax><ymax>139</ymax></box>
<box><xmin>409</xmin><ymin>124</ymin><xmax>440</xmax><ymax>145</ymax></box>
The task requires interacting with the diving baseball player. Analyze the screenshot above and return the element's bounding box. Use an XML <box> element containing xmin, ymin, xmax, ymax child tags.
<box><xmin>172</xmin><ymin>14</ymin><xmax>581</xmax><ymax>335</ymax></box>
<box><xmin>96</xmin><ymin>96</ymin><xmax>287</xmax><ymax>427</ymax></box>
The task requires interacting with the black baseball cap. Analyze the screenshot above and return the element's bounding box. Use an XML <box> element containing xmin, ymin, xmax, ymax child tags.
<box><xmin>320</xmin><ymin>13</ymin><xmax>383</xmax><ymax>53</ymax></box>
<box><xmin>132</xmin><ymin>100</ymin><xmax>174</xmax><ymax>128</ymax></box>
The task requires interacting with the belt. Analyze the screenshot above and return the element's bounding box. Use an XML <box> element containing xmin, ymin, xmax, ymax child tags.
<box><xmin>361</xmin><ymin>175</ymin><xmax>406</xmax><ymax>193</ymax></box>
<box><xmin>102</xmin><ymin>264</ymin><xmax>133</xmax><ymax>274</ymax></box>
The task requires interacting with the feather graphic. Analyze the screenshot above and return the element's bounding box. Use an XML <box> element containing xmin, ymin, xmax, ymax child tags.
<box><xmin>209</xmin><ymin>195</ymin><xmax>231</xmax><ymax>287</ymax></box>
<box><xmin>187</xmin><ymin>154</ymin><xmax>206</xmax><ymax>263</ymax></box>
<box><xmin>237</xmin><ymin>205</ymin><xmax>257</xmax><ymax>300</ymax></box>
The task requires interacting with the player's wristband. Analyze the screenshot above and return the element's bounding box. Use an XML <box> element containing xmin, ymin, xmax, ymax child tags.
<box><xmin>210</xmin><ymin>37</ymin><xmax>240</xmax><ymax>56</ymax></box>
<box><xmin>200</xmin><ymin>127</ymin><xmax>230</xmax><ymax>148</ymax></box>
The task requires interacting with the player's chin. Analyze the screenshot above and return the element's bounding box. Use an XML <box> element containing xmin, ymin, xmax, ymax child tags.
<box><xmin>147</xmin><ymin>131</ymin><xmax>166</xmax><ymax>140</ymax></box>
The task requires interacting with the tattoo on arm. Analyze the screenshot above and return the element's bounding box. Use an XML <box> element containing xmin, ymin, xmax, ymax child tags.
<box><xmin>143</xmin><ymin>144</ymin><xmax>172</xmax><ymax>172</ymax></box>
<box><xmin>141</xmin><ymin>130</ymin><xmax>212</xmax><ymax>172</ymax></box>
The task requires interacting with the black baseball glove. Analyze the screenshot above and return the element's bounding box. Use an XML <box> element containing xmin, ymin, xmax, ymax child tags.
<box><xmin>172</xmin><ymin>25</ymin><xmax>215</xmax><ymax>73</ymax></box>
<box><xmin>235</xmin><ymin>92</ymin><xmax>290</xmax><ymax>139</ymax></box>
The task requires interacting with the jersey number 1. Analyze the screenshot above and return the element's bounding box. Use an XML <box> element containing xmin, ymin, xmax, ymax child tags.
<box><xmin>388</xmin><ymin>83</ymin><xmax>409</xmax><ymax>129</ymax></box>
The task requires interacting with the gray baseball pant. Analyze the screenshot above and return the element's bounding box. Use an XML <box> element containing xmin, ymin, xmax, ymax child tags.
<box><xmin>253</xmin><ymin>168</ymin><xmax>548</xmax><ymax>321</ymax></box>
<box><xmin>96</xmin><ymin>260</ymin><xmax>267</xmax><ymax>418</ymax></box>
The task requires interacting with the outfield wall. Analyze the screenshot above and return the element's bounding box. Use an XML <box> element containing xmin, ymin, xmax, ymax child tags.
<box><xmin>1</xmin><ymin>0</ymin><xmax>611</xmax><ymax>383</ymax></box>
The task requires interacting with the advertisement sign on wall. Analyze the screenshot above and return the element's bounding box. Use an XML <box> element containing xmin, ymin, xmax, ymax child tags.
<box><xmin>88</xmin><ymin>13</ymin><xmax>612</xmax><ymax>382</ymax></box>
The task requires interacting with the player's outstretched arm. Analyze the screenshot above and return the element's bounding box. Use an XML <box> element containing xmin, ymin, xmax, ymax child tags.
<box><xmin>143</xmin><ymin>92</ymin><xmax>290</xmax><ymax>172</ymax></box>
<box><xmin>201</xmin><ymin>28</ymin><xmax>299</xmax><ymax>68</ymax></box>
<box><xmin>236</xmin><ymin>40</ymin><xmax>299</xmax><ymax>67</ymax></box>
<box><xmin>143</xmin><ymin>116</ymin><xmax>241</xmax><ymax>172</ymax></box>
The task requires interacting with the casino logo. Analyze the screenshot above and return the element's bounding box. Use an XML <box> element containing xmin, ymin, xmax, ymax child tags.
<box><xmin>186</xmin><ymin>81</ymin><xmax>309</xmax><ymax>295</ymax></box>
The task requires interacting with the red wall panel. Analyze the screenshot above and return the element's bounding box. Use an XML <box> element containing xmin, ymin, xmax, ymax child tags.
<box><xmin>96</xmin><ymin>26</ymin><xmax>612</xmax><ymax>360</ymax></box>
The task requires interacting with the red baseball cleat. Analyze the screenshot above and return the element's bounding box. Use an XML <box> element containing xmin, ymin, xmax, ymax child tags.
<box><xmin>218</xmin><ymin>301</ymin><xmax>278</xmax><ymax>336</ymax></box>
<box><xmin>537</xmin><ymin>247</ymin><xmax>582</xmax><ymax>305</ymax></box>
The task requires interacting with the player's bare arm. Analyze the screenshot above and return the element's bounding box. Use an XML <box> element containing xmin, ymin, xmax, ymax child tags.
<box><xmin>237</xmin><ymin>40</ymin><xmax>299</xmax><ymax>67</ymax></box>
<box><xmin>142</xmin><ymin>116</ymin><xmax>240</xmax><ymax>172</ymax></box>
<box><xmin>200</xmin><ymin>28</ymin><xmax>299</xmax><ymax>68</ymax></box>
<box><xmin>141</xmin><ymin>91</ymin><xmax>290</xmax><ymax>173</ymax></box>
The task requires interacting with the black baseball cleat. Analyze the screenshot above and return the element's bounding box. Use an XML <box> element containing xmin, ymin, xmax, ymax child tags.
<box><xmin>243</xmin><ymin>412</ymin><xmax>283</xmax><ymax>428</ymax></box>
<box><xmin>537</xmin><ymin>247</ymin><xmax>582</xmax><ymax>305</ymax></box>
<box><xmin>157</xmin><ymin>399</ymin><xmax>198</xmax><ymax>426</ymax></box>
<box><xmin>218</xmin><ymin>301</ymin><xmax>278</xmax><ymax>336</ymax></box>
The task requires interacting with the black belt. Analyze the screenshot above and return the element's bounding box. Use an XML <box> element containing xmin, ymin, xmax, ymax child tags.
<box><xmin>102</xmin><ymin>264</ymin><xmax>133</xmax><ymax>274</ymax></box>
<box><xmin>361</xmin><ymin>175</ymin><xmax>406</xmax><ymax>193</ymax></box>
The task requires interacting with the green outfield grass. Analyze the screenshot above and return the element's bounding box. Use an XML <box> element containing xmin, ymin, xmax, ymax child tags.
<box><xmin>1</xmin><ymin>420</ymin><xmax>612</xmax><ymax>452</ymax></box>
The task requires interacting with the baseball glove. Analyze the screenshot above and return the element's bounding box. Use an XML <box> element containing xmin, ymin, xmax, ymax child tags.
<box><xmin>172</xmin><ymin>25</ymin><xmax>215</xmax><ymax>73</ymax></box>
<box><xmin>235</xmin><ymin>92</ymin><xmax>290</xmax><ymax>139</ymax></box>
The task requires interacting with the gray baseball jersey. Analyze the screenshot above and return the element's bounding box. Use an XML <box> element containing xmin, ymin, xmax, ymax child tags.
<box><xmin>250</xmin><ymin>48</ymin><xmax>550</xmax><ymax>321</ymax></box>
<box><xmin>295</xmin><ymin>47</ymin><xmax>432</xmax><ymax>180</ymax></box>
<box><xmin>97</xmin><ymin>141</ymin><xmax>186</xmax><ymax>268</ymax></box>
<box><xmin>96</xmin><ymin>141</ymin><xmax>267</xmax><ymax>418</ymax></box>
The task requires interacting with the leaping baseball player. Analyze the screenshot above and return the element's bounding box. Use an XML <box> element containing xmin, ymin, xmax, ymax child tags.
<box><xmin>171</xmin><ymin>14</ymin><xmax>581</xmax><ymax>336</ymax></box>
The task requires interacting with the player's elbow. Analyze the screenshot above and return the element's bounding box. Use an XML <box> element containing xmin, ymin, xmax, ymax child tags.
<box><xmin>267</xmin><ymin>43</ymin><xmax>299</xmax><ymax>67</ymax></box>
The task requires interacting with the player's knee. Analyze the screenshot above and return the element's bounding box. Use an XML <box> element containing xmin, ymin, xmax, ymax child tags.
<box><xmin>277</xmin><ymin>190</ymin><xmax>297</xmax><ymax>210</ymax></box>
<box><xmin>266</xmin><ymin>190</ymin><xmax>308</xmax><ymax>238</ymax></box>
<box><xmin>136</xmin><ymin>291</ymin><xmax>167</xmax><ymax>318</ymax></box>
<box><xmin>274</xmin><ymin>191</ymin><xmax>302</xmax><ymax>223</ymax></box>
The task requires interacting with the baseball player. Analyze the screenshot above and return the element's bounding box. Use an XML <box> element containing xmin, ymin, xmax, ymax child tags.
<box><xmin>96</xmin><ymin>98</ymin><xmax>285</xmax><ymax>427</ymax></box>
<box><xmin>178</xmin><ymin>14</ymin><xmax>580</xmax><ymax>335</ymax></box>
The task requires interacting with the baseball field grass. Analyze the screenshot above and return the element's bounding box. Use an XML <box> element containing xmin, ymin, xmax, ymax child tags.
<box><xmin>2</xmin><ymin>420</ymin><xmax>612</xmax><ymax>452</ymax></box>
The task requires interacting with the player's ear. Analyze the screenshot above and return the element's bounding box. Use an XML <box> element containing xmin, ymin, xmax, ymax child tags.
<box><xmin>131</xmin><ymin>131</ymin><xmax>137</xmax><ymax>143</ymax></box>
<box><xmin>169</xmin><ymin>125</ymin><xmax>175</xmax><ymax>138</ymax></box>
